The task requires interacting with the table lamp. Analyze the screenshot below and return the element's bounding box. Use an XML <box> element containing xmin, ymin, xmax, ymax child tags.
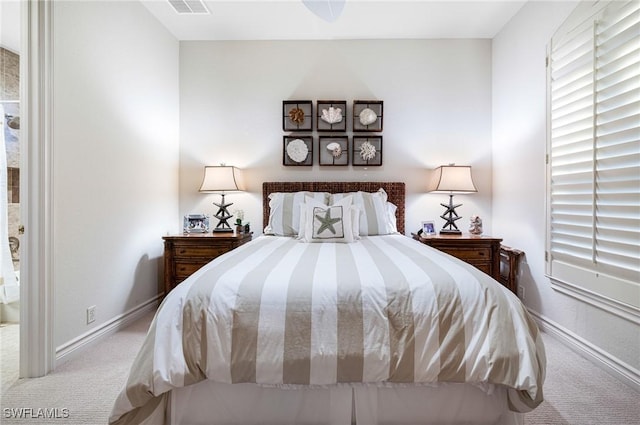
<box><xmin>427</xmin><ymin>164</ymin><xmax>477</xmax><ymax>235</ymax></box>
<box><xmin>199</xmin><ymin>165</ymin><xmax>243</xmax><ymax>232</ymax></box>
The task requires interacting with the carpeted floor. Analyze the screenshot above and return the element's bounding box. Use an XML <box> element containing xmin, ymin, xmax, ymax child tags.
<box><xmin>0</xmin><ymin>322</ymin><xmax>19</xmax><ymax>394</ymax></box>
<box><xmin>0</xmin><ymin>313</ymin><xmax>154</xmax><ymax>425</ymax></box>
<box><xmin>524</xmin><ymin>332</ymin><xmax>640</xmax><ymax>425</ymax></box>
<box><xmin>1</xmin><ymin>311</ymin><xmax>638</xmax><ymax>425</ymax></box>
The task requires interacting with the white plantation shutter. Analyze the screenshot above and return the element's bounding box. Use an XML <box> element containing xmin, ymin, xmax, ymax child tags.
<box><xmin>548</xmin><ymin>0</ymin><xmax>640</xmax><ymax>308</ymax></box>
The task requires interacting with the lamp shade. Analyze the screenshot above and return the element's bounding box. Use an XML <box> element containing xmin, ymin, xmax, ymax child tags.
<box><xmin>199</xmin><ymin>166</ymin><xmax>243</xmax><ymax>193</ymax></box>
<box><xmin>427</xmin><ymin>165</ymin><xmax>477</xmax><ymax>194</ymax></box>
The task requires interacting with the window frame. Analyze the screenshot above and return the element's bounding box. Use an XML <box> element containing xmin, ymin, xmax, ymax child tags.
<box><xmin>545</xmin><ymin>0</ymin><xmax>640</xmax><ymax>319</ymax></box>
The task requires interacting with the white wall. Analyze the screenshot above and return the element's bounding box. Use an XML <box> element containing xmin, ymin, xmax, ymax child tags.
<box><xmin>52</xmin><ymin>1</ymin><xmax>180</xmax><ymax>349</ymax></box>
<box><xmin>492</xmin><ymin>1</ymin><xmax>640</xmax><ymax>380</ymax></box>
<box><xmin>179</xmin><ymin>39</ymin><xmax>493</xmax><ymax>236</ymax></box>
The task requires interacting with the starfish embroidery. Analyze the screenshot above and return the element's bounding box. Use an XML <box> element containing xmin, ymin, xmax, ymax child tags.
<box><xmin>315</xmin><ymin>207</ymin><xmax>342</xmax><ymax>235</ymax></box>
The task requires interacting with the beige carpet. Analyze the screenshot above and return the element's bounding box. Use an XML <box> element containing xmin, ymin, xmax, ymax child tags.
<box><xmin>0</xmin><ymin>323</ymin><xmax>19</xmax><ymax>394</ymax></box>
<box><xmin>1</xmin><ymin>313</ymin><xmax>154</xmax><ymax>425</ymax></box>
<box><xmin>1</xmin><ymin>311</ymin><xmax>638</xmax><ymax>425</ymax></box>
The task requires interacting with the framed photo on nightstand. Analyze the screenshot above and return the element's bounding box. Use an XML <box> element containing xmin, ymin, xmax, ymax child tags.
<box><xmin>184</xmin><ymin>214</ymin><xmax>210</xmax><ymax>233</ymax></box>
<box><xmin>422</xmin><ymin>220</ymin><xmax>436</xmax><ymax>235</ymax></box>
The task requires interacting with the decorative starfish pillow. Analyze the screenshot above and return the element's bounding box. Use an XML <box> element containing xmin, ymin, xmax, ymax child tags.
<box><xmin>299</xmin><ymin>196</ymin><xmax>358</xmax><ymax>243</ymax></box>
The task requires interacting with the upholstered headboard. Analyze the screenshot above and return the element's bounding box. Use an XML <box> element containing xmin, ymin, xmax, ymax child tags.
<box><xmin>262</xmin><ymin>181</ymin><xmax>406</xmax><ymax>234</ymax></box>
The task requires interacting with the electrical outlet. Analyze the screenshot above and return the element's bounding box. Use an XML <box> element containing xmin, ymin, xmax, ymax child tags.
<box><xmin>518</xmin><ymin>285</ymin><xmax>525</xmax><ymax>300</ymax></box>
<box><xmin>87</xmin><ymin>306</ymin><xmax>96</xmax><ymax>324</ymax></box>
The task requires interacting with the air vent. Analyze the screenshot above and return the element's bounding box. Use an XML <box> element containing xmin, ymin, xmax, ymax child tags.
<box><xmin>168</xmin><ymin>0</ymin><xmax>209</xmax><ymax>14</ymax></box>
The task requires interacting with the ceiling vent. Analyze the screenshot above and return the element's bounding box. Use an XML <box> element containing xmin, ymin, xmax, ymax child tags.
<box><xmin>168</xmin><ymin>0</ymin><xmax>210</xmax><ymax>14</ymax></box>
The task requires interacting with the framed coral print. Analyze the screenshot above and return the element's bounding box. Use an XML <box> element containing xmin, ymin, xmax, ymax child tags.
<box><xmin>317</xmin><ymin>100</ymin><xmax>347</xmax><ymax>132</ymax></box>
<box><xmin>283</xmin><ymin>136</ymin><xmax>313</xmax><ymax>166</ymax></box>
<box><xmin>352</xmin><ymin>136</ymin><xmax>382</xmax><ymax>166</ymax></box>
<box><xmin>319</xmin><ymin>136</ymin><xmax>349</xmax><ymax>166</ymax></box>
<box><xmin>353</xmin><ymin>100</ymin><xmax>383</xmax><ymax>132</ymax></box>
<box><xmin>283</xmin><ymin>100</ymin><xmax>313</xmax><ymax>132</ymax></box>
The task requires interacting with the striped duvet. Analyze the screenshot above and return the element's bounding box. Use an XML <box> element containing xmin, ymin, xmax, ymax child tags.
<box><xmin>109</xmin><ymin>235</ymin><xmax>545</xmax><ymax>425</ymax></box>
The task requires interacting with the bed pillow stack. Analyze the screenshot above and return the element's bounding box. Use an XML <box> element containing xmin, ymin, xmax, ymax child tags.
<box><xmin>264</xmin><ymin>191</ymin><xmax>329</xmax><ymax>236</ymax></box>
<box><xmin>330</xmin><ymin>188</ymin><xmax>398</xmax><ymax>235</ymax></box>
<box><xmin>265</xmin><ymin>188</ymin><xmax>397</xmax><ymax>240</ymax></box>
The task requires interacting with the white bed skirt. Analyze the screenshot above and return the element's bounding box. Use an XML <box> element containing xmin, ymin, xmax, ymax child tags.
<box><xmin>168</xmin><ymin>381</ymin><xmax>524</xmax><ymax>425</ymax></box>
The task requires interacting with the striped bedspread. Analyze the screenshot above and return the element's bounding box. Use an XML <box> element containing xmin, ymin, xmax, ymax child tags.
<box><xmin>109</xmin><ymin>235</ymin><xmax>545</xmax><ymax>425</ymax></box>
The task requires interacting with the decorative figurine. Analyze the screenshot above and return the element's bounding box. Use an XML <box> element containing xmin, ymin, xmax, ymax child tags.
<box><xmin>469</xmin><ymin>215</ymin><xmax>483</xmax><ymax>235</ymax></box>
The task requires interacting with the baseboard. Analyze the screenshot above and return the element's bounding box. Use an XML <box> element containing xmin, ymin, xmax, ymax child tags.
<box><xmin>528</xmin><ymin>308</ymin><xmax>640</xmax><ymax>392</ymax></box>
<box><xmin>55</xmin><ymin>295</ymin><xmax>161</xmax><ymax>367</ymax></box>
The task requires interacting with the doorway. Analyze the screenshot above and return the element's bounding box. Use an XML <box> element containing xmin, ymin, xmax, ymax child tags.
<box><xmin>2</xmin><ymin>0</ymin><xmax>55</xmax><ymax>380</ymax></box>
<box><xmin>1</xmin><ymin>10</ymin><xmax>21</xmax><ymax>390</ymax></box>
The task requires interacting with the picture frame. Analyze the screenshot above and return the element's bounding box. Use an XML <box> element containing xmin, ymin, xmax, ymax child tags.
<box><xmin>183</xmin><ymin>214</ymin><xmax>210</xmax><ymax>233</ymax></box>
<box><xmin>319</xmin><ymin>136</ymin><xmax>349</xmax><ymax>166</ymax></box>
<box><xmin>352</xmin><ymin>136</ymin><xmax>383</xmax><ymax>166</ymax></box>
<box><xmin>353</xmin><ymin>100</ymin><xmax>383</xmax><ymax>132</ymax></box>
<box><xmin>316</xmin><ymin>100</ymin><xmax>347</xmax><ymax>132</ymax></box>
<box><xmin>283</xmin><ymin>136</ymin><xmax>313</xmax><ymax>166</ymax></box>
<box><xmin>422</xmin><ymin>220</ymin><xmax>436</xmax><ymax>235</ymax></box>
<box><xmin>283</xmin><ymin>100</ymin><xmax>313</xmax><ymax>132</ymax></box>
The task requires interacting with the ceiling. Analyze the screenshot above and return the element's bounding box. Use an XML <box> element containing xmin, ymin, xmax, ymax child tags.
<box><xmin>141</xmin><ymin>0</ymin><xmax>527</xmax><ymax>40</ymax></box>
<box><xmin>1</xmin><ymin>1</ymin><xmax>528</xmax><ymax>54</ymax></box>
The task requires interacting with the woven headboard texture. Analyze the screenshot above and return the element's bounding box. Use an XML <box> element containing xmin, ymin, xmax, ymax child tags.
<box><xmin>262</xmin><ymin>182</ymin><xmax>405</xmax><ymax>234</ymax></box>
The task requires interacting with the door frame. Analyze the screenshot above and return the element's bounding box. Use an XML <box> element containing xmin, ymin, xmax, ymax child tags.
<box><xmin>19</xmin><ymin>0</ymin><xmax>55</xmax><ymax>378</ymax></box>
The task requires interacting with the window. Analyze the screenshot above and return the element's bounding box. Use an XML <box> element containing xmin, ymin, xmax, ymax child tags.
<box><xmin>547</xmin><ymin>0</ymin><xmax>639</xmax><ymax>310</ymax></box>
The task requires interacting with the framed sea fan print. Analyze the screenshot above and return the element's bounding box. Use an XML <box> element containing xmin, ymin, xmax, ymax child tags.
<box><xmin>352</xmin><ymin>136</ymin><xmax>382</xmax><ymax>166</ymax></box>
<box><xmin>283</xmin><ymin>136</ymin><xmax>313</xmax><ymax>166</ymax></box>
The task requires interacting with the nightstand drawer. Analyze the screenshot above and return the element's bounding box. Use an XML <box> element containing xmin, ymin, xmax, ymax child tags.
<box><xmin>174</xmin><ymin>245</ymin><xmax>228</xmax><ymax>258</ymax></box>
<box><xmin>174</xmin><ymin>261</ymin><xmax>209</xmax><ymax>278</ymax></box>
<box><xmin>441</xmin><ymin>248</ymin><xmax>490</xmax><ymax>261</ymax></box>
<box><xmin>465</xmin><ymin>261</ymin><xmax>491</xmax><ymax>275</ymax></box>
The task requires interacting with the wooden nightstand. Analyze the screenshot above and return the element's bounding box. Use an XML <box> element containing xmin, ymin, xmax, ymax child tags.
<box><xmin>163</xmin><ymin>232</ymin><xmax>252</xmax><ymax>295</ymax></box>
<box><xmin>412</xmin><ymin>233</ymin><xmax>504</xmax><ymax>288</ymax></box>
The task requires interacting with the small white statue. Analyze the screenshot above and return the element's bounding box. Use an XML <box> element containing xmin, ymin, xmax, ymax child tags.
<box><xmin>469</xmin><ymin>215</ymin><xmax>483</xmax><ymax>235</ymax></box>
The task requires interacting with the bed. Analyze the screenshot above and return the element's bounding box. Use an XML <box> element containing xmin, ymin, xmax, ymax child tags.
<box><xmin>109</xmin><ymin>181</ymin><xmax>545</xmax><ymax>425</ymax></box>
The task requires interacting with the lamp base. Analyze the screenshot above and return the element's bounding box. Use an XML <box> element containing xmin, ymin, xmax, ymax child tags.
<box><xmin>439</xmin><ymin>194</ymin><xmax>463</xmax><ymax>235</ymax></box>
<box><xmin>212</xmin><ymin>193</ymin><xmax>234</xmax><ymax>233</ymax></box>
<box><xmin>212</xmin><ymin>227</ymin><xmax>233</xmax><ymax>233</ymax></box>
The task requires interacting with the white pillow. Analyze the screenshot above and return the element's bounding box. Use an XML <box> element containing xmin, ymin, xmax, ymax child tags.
<box><xmin>330</xmin><ymin>189</ymin><xmax>396</xmax><ymax>235</ymax></box>
<box><xmin>299</xmin><ymin>196</ymin><xmax>358</xmax><ymax>243</ymax></box>
<box><xmin>264</xmin><ymin>191</ymin><xmax>329</xmax><ymax>236</ymax></box>
<box><xmin>386</xmin><ymin>202</ymin><xmax>398</xmax><ymax>234</ymax></box>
